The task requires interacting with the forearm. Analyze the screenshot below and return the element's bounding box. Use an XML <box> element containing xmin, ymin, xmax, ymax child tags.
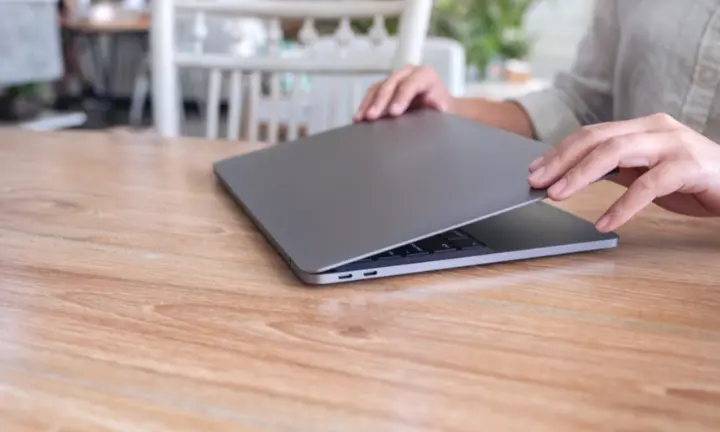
<box><xmin>448</xmin><ymin>97</ymin><xmax>535</xmax><ymax>139</ymax></box>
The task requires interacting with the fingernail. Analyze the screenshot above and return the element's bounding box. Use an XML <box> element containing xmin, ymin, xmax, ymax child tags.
<box><xmin>528</xmin><ymin>166</ymin><xmax>545</xmax><ymax>183</ymax></box>
<box><xmin>529</xmin><ymin>156</ymin><xmax>544</xmax><ymax>170</ymax></box>
<box><xmin>548</xmin><ymin>177</ymin><xmax>567</xmax><ymax>197</ymax></box>
<box><xmin>596</xmin><ymin>214</ymin><xmax>611</xmax><ymax>231</ymax></box>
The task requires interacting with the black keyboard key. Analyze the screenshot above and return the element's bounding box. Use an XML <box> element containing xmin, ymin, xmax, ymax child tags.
<box><xmin>449</xmin><ymin>237</ymin><xmax>485</xmax><ymax>250</ymax></box>
<box><xmin>364</xmin><ymin>229</ymin><xmax>485</xmax><ymax>263</ymax></box>
<box><xmin>375</xmin><ymin>250</ymin><xmax>401</xmax><ymax>260</ymax></box>
<box><xmin>416</xmin><ymin>236</ymin><xmax>454</xmax><ymax>253</ymax></box>
<box><xmin>401</xmin><ymin>243</ymin><xmax>428</xmax><ymax>256</ymax></box>
<box><xmin>444</xmin><ymin>230</ymin><xmax>468</xmax><ymax>241</ymax></box>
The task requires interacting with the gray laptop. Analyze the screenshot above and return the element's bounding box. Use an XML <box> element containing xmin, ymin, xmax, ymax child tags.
<box><xmin>214</xmin><ymin>109</ymin><xmax>618</xmax><ymax>285</ymax></box>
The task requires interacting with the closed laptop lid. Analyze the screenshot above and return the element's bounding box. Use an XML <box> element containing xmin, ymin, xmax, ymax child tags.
<box><xmin>214</xmin><ymin>109</ymin><xmax>551</xmax><ymax>274</ymax></box>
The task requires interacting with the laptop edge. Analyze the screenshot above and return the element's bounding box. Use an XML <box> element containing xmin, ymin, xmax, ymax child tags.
<box><xmin>215</xmin><ymin>167</ymin><xmax>618</xmax><ymax>285</ymax></box>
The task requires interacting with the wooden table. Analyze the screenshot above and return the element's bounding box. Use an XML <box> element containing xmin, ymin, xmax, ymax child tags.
<box><xmin>1</xmin><ymin>129</ymin><xmax>719</xmax><ymax>431</ymax></box>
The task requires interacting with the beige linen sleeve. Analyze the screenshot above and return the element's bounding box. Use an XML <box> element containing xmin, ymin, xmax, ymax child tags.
<box><xmin>513</xmin><ymin>0</ymin><xmax>620</xmax><ymax>145</ymax></box>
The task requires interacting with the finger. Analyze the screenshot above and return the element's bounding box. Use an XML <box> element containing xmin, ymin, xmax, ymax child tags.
<box><xmin>421</xmin><ymin>88</ymin><xmax>449</xmax><ymax>112</ymax></box>
<box><xmin>388</xmin><ymin>67</ymin><xmax>437</xmax><ymax>115</ymax></box>
<box><xmin>547</xmin><ymin>131</ymin><xmax>672</xmax><ymax>201</ymax></box>
<box><xmin>529</xmin><ymin>152</ymin><xmax>551</xmax><ymax>171</ymax></box>
<box><xmin>365</xmin><ymin>66</ymin><xmax>415</xmax><ymax>119</ymax></box>
<box><xmin>528</xmin><ymin>144</ymin><xmax>562</xmax><ymax>173</ymax></box>
<box><xmin>595</xmin><ymin>161</ymin><xmax>686</xmax><ymax>232</ymax></box>
<box><xmin>528</xmin><ymin>124</ymin><xmax>612</xmax><ymax>187</ymax></box>
<box><xmin>528</xmin><ymin>113</ymin><xmax>680</xmax><ymax>188</ymax></box>
<box><xmin>353</xmin><ymin>83</ymin><xmax>381</xmax><ymax>121</ymax></box>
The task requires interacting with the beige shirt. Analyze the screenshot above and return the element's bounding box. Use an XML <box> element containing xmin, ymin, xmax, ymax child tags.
<box><xmin>515</xmin><ymin>0</ymin><xmax>720</xmax><ymax>146</ymax></box>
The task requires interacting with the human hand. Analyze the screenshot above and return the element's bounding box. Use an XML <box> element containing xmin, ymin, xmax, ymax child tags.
<box><xmin>353</xmin><ymin>65</ymin><xmax>453</xmax><ymax>122</ymax></box>
<box><xmin>527</xmin><ymin>113</ymin><xmax>720</xmax><ymax>232</ymax></box>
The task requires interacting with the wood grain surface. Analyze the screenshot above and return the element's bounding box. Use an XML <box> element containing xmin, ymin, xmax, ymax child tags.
<box><xmin>0</xmin><ymin>129</ymin><xmax>719</xmax><ymax>432</ymax></box>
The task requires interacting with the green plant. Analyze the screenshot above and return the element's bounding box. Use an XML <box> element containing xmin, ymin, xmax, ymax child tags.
<box><xmin>331</xmin><ymin>0</ymin><xmax>539</xmax><ymax>73</ymax></box>
<box><xmin>4</xmin><ymin>82</ymin><xmax>41</xmax><ymax>98</ymax></box>
<box><xmin>428</xmin><ymin>0</ymin><xmax>539</xmax><ymax>72</ymax></box>
<box><xmin>498</xmin><ymin>28</ymin><xmax>532</xmax><ymax>60</ymax></box>
<box><xmin>0</xmin><ymin>82</ymin><xmax>44</xmax><ymax>121</ymax></box>
<box><xmin>350</xmin><ymin>17</ymin><xmax>399</xmax><ymax>35</ymax></box>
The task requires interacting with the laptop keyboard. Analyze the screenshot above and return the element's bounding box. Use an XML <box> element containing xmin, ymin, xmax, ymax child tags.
<box><xmin>329</xmin><ymin>228</ymin><xmax>490</xmax><ymax>273</ymax></box>
<box><xmin>362</xmin><ymin>228</ymin><xmax>486</xmax><ymax>262</ymax></box>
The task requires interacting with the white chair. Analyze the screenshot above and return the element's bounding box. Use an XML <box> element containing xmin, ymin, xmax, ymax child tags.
<box><xmin>149</xmin><ymin>0</ymin><xmax>433</xmax><ymax>142</ymax></box>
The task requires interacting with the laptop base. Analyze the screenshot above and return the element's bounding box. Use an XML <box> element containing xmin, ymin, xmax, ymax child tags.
<box><xmin>293</xmin><ymin>202</ymin><xmax>618</xmax><ymax>285</ymax></box>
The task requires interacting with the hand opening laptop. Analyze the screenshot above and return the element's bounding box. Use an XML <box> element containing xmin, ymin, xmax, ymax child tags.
<box><xmin>214</xmin><ymin>109</ymin><xmax>618</xmax><ymax>285</ymax></box>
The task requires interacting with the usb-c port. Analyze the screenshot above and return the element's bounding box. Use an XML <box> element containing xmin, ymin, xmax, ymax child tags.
<box><xmin>363</xmin><ymin>271</ymin><xmax>378</xmax><ymax>277</ymax></box>
<box><xmin>338</xmin><ymin>274</ymin><xmax>353</xmax><ymax>280</ymax></box>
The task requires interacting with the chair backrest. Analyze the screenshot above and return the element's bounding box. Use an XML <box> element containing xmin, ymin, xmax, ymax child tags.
<box><xmin>150</xmin><ymin>0</ymin><xmax>433</xmax><ymax>142</ymax></box>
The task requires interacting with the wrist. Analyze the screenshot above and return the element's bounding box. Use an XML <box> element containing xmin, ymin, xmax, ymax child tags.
<box><xmin>449</xmin><ymin>97</ymin><xmax>534</xmax><ymax>139</ymax></box>
<box><xmin>446</xmin><ymin>96</ymin><xmax>466</xmax><ymax>117</ymax></box>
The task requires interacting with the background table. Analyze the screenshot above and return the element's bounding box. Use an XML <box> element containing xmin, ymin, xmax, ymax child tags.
<box><xmin>61</xmin><ymin>16</ymin><xmax>150</xmax><ymax>125</ymax></box>
<box><xmin>1</xmin><ymin>129</ymin><xmax>719</xmax><ymax>431</ymax></box>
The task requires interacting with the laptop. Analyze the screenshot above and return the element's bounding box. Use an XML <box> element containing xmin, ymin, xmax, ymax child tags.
<box><xmin>214</xmin><ymin>109</ymin><xmax>618</xmax><ymax>285</ymax></box>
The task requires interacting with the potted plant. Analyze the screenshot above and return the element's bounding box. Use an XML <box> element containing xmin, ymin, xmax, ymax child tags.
<box><xmin>498</xmin><ymin>27</ymin><xmax>533</xmax><ymax>83</ymax></box>
<box><xmin>0</xmin><ymin>83</ymin><xmax>45</xmax><ymax>121</ymax></box>
<box><xmin>428</xmin><ymin>0</ymin><xmax>541</xmax><ymax>81</ymax></box>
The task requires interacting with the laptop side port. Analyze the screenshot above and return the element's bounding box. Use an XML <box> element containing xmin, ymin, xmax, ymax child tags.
<box><xmin>338</xmin><ymin>274</ymin><xmax>353</xmax><ymax>280</ymax></box>
<box><xmin>363</xmin><ymin>271</ymin><xmax>378</xmax><ymax>277</ymax></box>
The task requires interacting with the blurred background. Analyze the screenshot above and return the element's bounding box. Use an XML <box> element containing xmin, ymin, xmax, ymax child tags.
<box><xmin>0</xmin><ymin>0</ymin><xmax>594</xmax><ymax>136</ymax></box>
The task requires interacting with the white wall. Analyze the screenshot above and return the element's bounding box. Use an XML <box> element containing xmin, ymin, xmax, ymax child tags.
<box><xmin>523</xmin><ymin>0</ymin><xmax>596</xmax><ymax>79</ymax></box>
